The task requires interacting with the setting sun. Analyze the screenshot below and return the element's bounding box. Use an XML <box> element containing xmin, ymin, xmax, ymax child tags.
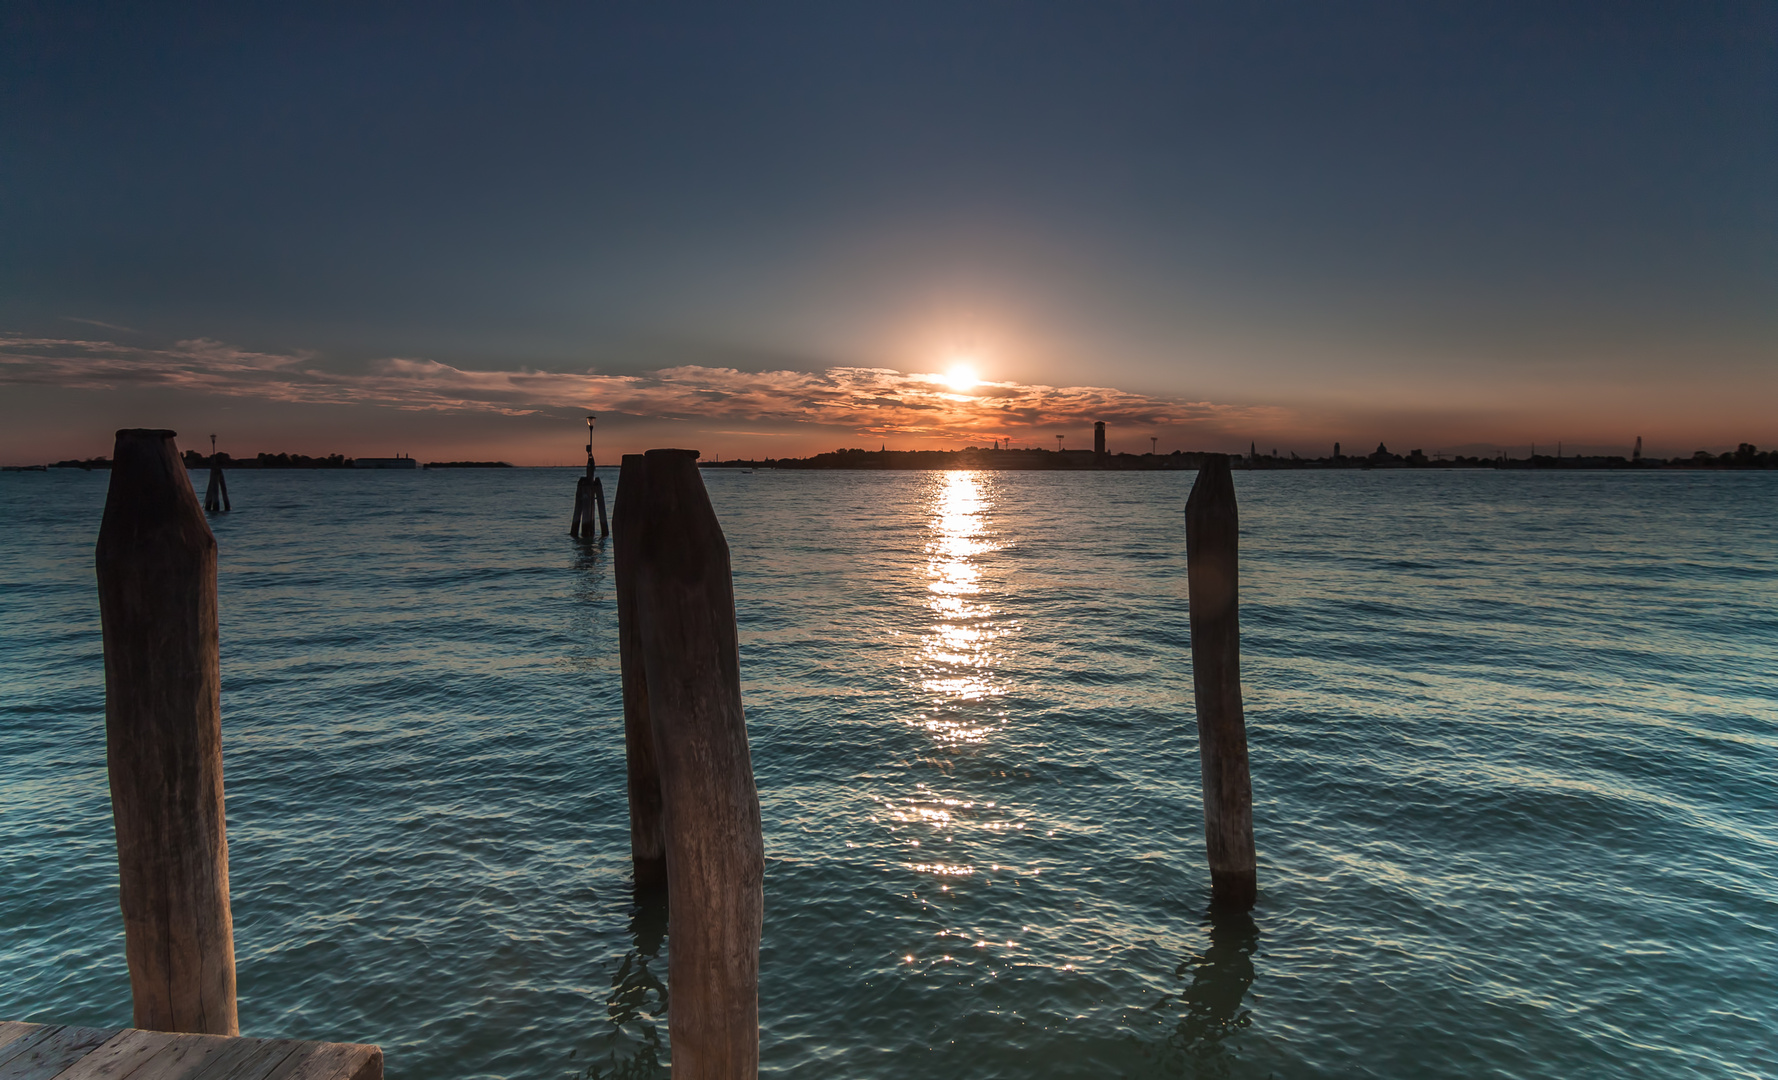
<box><xmin>944</xmin><ymin>362</ymin><xmax>979</xmax><ymax>393</ymax></box>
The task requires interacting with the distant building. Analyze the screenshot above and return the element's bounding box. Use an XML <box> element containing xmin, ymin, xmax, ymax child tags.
<box><xmin>354</xmin><ymin>453</ymin><xmax>418</xmax><ymax>470</ymax></box>
<box><xmin>1094</xmin><ymin>421</ymin><xmax>1106</xmax><ymax>461</ymax></box>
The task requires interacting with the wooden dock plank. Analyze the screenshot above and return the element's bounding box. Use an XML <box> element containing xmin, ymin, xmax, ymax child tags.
<box><xmin>118</xmin><ymin>1033</ymin><xmax>237</xmax><ymax>1080</ymax></box>
<box><xmin>186</xmin><ymin>1039</ymin><xmax>305</xmax><ymax>1080</ymax></box>
<box><xmin>0</xmin><ymin>1027</ymin><xmax>58</xmax><ymax>1071</ymax></box>
<box><xmin>0</xmin><ymin>1026</ymin><xmax>377</xmax><ymax>1080</ymax></box>
<box><xmin>51</xmin><ymin>1029</ymin><xmax>178</xmax><ymax>1080</ymax></box>
<box><xmin>179</xmin><ymin>1036</ymin><xmax>293</xmax><ymax>1080</ymax></box>
<box><xmin>259</xmin><ymin>1042</ymin><xmax>380</xmax><ymax>1080</ymax></box>
<box><xmin>0</xmin><ymin>1025</ymin><xmax>115</xmax><ymax>1079</ymax></box>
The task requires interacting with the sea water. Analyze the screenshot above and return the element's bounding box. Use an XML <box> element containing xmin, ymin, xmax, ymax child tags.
<box><xmin>1</xmin><ymin>467</ymin><xmax>1773</xmax><ymax>1078</ymax></box>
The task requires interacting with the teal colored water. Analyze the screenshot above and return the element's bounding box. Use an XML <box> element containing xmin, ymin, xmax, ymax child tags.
<box><xmin>2</xmin><ymin>467</ymin><xmax>1774</xmax><ymax>1078</ymax></box>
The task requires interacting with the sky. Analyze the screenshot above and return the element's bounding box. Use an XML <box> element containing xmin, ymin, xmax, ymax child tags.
<box><xmin>2</xmin><ymin>1</ymin><xmax>1773</xmax><ymax>464</ymax></box>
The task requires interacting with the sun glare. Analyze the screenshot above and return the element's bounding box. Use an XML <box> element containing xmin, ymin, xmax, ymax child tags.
<box><xmin>944</xmin><ymin>361</ymin><xmax>979</xmax><ymax>393</ymax></box>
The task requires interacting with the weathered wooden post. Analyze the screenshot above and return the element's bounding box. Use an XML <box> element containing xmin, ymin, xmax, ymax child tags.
<box><xmin>613</xmin><ymin>453</ymin><xmax>667</xmax><ymax>891</ymax></box>
<box><xmin>615</xmin><ymin>448</ymin><xmax>763</xmax><ymax>1078</ymax></box>
<box><xmin>202</xmin><ymin>435</ymin><xmax>230</xmax><ymax>513</ymax></box>
<box><xmin>95</xmin><ymin>429</ymin><xmax>239</xmax><ymax>1034</ymax></box>
<box><xmin>570</xmin><ymin>476</ymin><xmax>592</xmax><ymax>538</ymax></box>
<box><xmin>1185</xmin><ymin>453</ymin><xmax>1256</xmax><ymax>909</ymax></box>
<box><xmin>591</xmin><ymin>474</ymin><xmax>610</xmax><ymax>538</ymax></box>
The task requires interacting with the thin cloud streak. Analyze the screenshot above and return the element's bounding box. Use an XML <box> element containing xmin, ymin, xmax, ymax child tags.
<box><xmin>0</xmin><ymin>335</ymin><xmax>1285</xmax><ymax>441</ymax></box>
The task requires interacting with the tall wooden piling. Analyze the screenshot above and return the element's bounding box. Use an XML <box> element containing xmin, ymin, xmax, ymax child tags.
<box><xmin>94</xmin><ymin>429</ymin><xmax>239</xmax><ymax>1034</ymax></box>
<box><xmin>1185</xmin><ymin>453</ymin><xmax>1257</xmax><ymax>909</ymax></box>
<box><xmin>616</xmin><ymin>448</ymin><xmax>763</xmax><ymax>1078</ymax></box>
<box><xmin>613</xmin><ymin>454</ymin><xmax>667</xmax><ymax>890</ymax></box>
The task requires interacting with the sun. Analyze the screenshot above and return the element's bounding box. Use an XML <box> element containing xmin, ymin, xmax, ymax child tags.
<box><xmin>943</xmin><ymin>360</ymin><xmax>979</xmax><ymax>393</ymax></box>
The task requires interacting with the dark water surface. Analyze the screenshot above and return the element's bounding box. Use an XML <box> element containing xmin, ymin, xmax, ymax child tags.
<box><xmin>3</xmin><ymin>467</ymin><xmax>1775</xmax><ymax>1078</ymax></box>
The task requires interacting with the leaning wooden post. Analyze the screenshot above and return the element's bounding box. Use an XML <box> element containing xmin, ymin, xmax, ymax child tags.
<box><xmin>95</xmin><ymin>428</ymin><xmax>239</xmax><ymax>1034</ymax></box>
<box><xmin>1185</xmin><ymin>453</ymin><xmax>1257</xmax><ymax>909</ymax></box>
<box><xmin>613</xmin><ymin>454</ymin><xmax>667</xmax><ymax>890</ymax></box>
<box><xmin>621</xmin><ymin>448</ymin><xmax>763</xmax><ymax>1077</ymax></box>
<box><xmin>591</xmin><ymin>474</ymin><xmax>610</xmax><ymax>538</ymax></box>
<box><xmin>570</xmin><ymin>476</ymin><xmax>590</xmax><ymax>537</ymax></box>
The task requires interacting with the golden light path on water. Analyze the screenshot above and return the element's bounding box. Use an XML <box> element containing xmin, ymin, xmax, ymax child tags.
<box><xmin>917</xmin><ymin>471</ymin><xmax>1004</xmax><ymax>724</ymax></box>
<box><xmin>883</xmin><ymin>471</ymin><xmax>1050</xmax><ymax>943</ymax></box>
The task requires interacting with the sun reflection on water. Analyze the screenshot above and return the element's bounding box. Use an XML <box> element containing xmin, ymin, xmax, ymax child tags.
<box><xmin>913</xmin><ymin>471</ymin><xmax>1006</xmax><ymax>740</ymax></box>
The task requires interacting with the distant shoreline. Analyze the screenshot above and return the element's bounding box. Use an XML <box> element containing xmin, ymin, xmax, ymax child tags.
<box><xmin>15</xmin><ymin>444</ymin><xmax>1775</xmax><ymax>472</ymax></box>
<box><xmin>25</xmin><ymin>453</ymin><xmax>515</xmax><ymax>471</ymax></box>
<box><xmin>699</xmin><ymin>444</ymin><xmax>1778</xmax><ymax>471</ymax></box>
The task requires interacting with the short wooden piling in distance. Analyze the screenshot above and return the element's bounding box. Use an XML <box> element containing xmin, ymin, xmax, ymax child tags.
<box><xmin>203</xmin><ymin>462</ymin><xmax>230</xmax><ymax>513</ymax></box>
<box><xmin>202</xmin><ymin>435</ymin><xmax>230</xmax><ymax>513</ymax></box>
<box><xmin>591</xmin><ymin>474</ymin><xmax>610</xmax><ymax>538</ymax></box>
<box><xmin>571</xmin><ymin>414</ymin><xmax>609</xmax><ymax>540</ymax></box>
<box><xmin>1185</xmin><ymin>453</ymin><xmax>1257</xmax><ymax>909</ymax></box>
<box><xmin>570</xmin><ymin>469</ymin><xmax>609</xmax><ymax>539</ymax></box>
<box><xmin>94</xmin><ymin>429</ymin><xmax>239</xmax><ymax>1034</ymax></box>
<box><xmin>570</xmin><ymin>476</ymin><xmax>592</xmax><ymax>538</ymax></box>
<box><xmin>615</xmin><ymin>448</ymin><xmax>764</xmax><ymax>1078</ymax></box>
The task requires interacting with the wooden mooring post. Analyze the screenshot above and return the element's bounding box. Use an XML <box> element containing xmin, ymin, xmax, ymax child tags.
<box><xmin>202</xmin><ymin>435</ymin><xmax>230</xmax><ymax>513</ymax></box>
<box><xmin>569</xmin><ymin>414</ymin><xmax>610</xmax><ymax>539</ymax></box>
<box><xmin>570</xmin><ymin>476</ymin><xmax>591</xmax><ymax>538</ymax></box>
<box><xmin>1185</xmin><ymin>453</ymin><xmax>1257</xmax><ymax>909</ymax></box>
<box><xmin>614</xmin><ymin>448</ymin><xmax>763</xmax><ymax>1078</ymax></box>
<box><xmin>614</xmin><ymin>454</ymin><xmax>667</xmax><ymax>891</ymax></box>
<box><xmin>95</xmin><ymin>429</ymin><xmax>239</xmax><ymax>1034</ymax></box>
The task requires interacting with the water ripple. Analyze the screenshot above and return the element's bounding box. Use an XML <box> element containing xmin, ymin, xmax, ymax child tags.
<box><xmin>1</xmin><ymin>467</ymin><xmax>1774</xmax><ymax>1077</ymax></box>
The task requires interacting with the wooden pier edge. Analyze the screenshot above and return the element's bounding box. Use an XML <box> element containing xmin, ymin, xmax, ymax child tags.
<box><xmin>0</xmin><ymin>1021</ymin><xmax>381</xmax><ymax>1080</ymax></box>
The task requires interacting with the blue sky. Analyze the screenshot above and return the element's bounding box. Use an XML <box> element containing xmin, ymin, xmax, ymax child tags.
<box><xmin>2</xmin><ymin>2</ymin><xmax>1773</xmax><ymax>462</ymax></box>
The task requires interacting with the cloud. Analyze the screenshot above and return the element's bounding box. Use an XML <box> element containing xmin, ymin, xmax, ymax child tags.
<box><xmin>0</xmin><ymin>334</ymin><xmax>1285</xmax><ymax>440</ymax></box>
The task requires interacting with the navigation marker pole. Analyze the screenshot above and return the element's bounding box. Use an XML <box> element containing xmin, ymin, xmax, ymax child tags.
<box><xmin>571</xmin><ymin>415</ymin><xmax>610</xmax><ymax>540</ymax></box>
